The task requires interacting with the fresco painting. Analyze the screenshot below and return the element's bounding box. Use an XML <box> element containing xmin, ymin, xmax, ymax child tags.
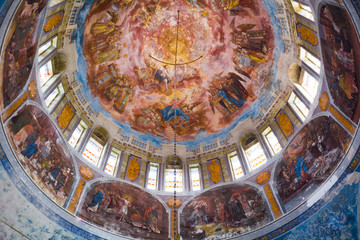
<box><xmin>1</xmin><ymin>0</ymin><xmax>48</xmax><ymax>108</ymax></box>
<box><xmin>275</xmin><ymin>116</ymin><xmax>351</xmax><ymax>206</ymax></box>
<box><xmin>5</xmin><ymin>105</ymin><xmax>74</xmax><ymax>206</ymax></box>
<box><xmin>79</xmin><ymin>181</ymin><xmax>169</xmax><ymax>240</ymax></box>
<box><xmin>180</xmin><ymin>184</ymin><xmax>270</xmax><ymax>239</ymax></box>
<box><xmin>319</xmin><ymin>4</ymin><xmax>360</xmax><ymax>122</ymax></box>
<box><xmin>82</xmin><ymin>0</ymin><xmax>275</xmax><ymax>142</ymax></box>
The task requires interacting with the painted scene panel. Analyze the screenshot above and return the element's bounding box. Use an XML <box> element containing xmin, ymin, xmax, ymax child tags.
<box><xmin>319</xmin><ymin>4</ymin><xmax>360</xmax><ymax>122</ymax></box>
<box><xmin>78</xmin><ymin>181</ymin><xmax>169</xmax><ymax>240</ymax></box>
<box><xmin>180</xmin><ymin>184</ymin><xmax>270</xmax><ymax>239</ymax></box>
<box><xmin>275</xmin><ymin>116</ymin><xmax>351</xmax><ymax>210</ymax></box>
<box><xmin>4</xmin><ymin>104</ymin><xmax>75</xmax><ymax>206</ymax></box>
<box><xmin>80</xmin><ymin>0</ymin><xmax>275</xmax><ymax>142</ymax></box>
<box><xmin>1</xmin><ymin>0</ymin><xmax>48</xmax><ymax>108</ymax></box>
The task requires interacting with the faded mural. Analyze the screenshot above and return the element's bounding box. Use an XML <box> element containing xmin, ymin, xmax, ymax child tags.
<box><xmin>5</xmin><ymin>104</ymin><xmax>74</xmax><ymax>206</ymax></box>
<box><xmin>275</xmin><ymin>116</ymin><xmax>351</xmax><ymax>207</ymax></box>
<box><xmin>1</xmin><ymin>0</ymin><xmax>48</xmax><ymax>108</ymax></box>
<box><xmin>180</xmin><ymin>184</ymin><xmax>270</xmax><ymax>239</ymax></box>
<box><xmin>81</xmin><ymin>0</ymin><xmax>275</xmax><ymax>142</ymax></box>
<box><xmin>319</xmin><ymin>4</ymin><xmax>360</xmax><ymax>122</ymax></box>
<box><xmin>79</xmin><ymin>181</ymin><xmax>169</xmax><ymax>240</ymax></box>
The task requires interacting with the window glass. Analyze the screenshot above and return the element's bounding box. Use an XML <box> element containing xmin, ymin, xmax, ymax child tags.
<box><xmin>147</xmin><ymin>163</ymin><xmax>159</xmax><ymax>190</ymax></box>
<box><xmin>296</xmin><ymin>70</ymin><xmax>318</xmax><ymax>102</ymax></box>
<box><xmin>189</xmin><ymin>164</ymin><xmax>201</xmax><ymax>190</ymax></box>
<box><xmin>245</xmin><ymin>142</ymin><xmax>267</xmax><ymax>171</ymax></box>
<box><xmin>105</xmin><ymin>148</ymin><xmax>121</xmax><ymax>176</ymax></box>
<box><xmin>45</xmin><ymin>82</ymin><xmax>64</xmax><ymax>110</ymax></box>
<box><xmin>68</xmin><ymin>120</ymin><xmax>87</xmax><ymax>149</ymax></box>
<box><xmin>39</xmin><ymin>61</ymin><xmax>53</xmax><ymax>86</ymax></box>
<box><xmin>262</xmin><ymin>127</ymin><xmax>282</xmax><ymax>156</ymax></box>
<box><xmin>82</xmin><ymin>137</ymin><xmax>103</xmax><ymax>166</ymax></box>
<box><xmin>228</xmin><ymin>151</ymin><xmax>244</xmax><ymax>180</ymax></box>
<box><xmin>165</xmin><ymin>169</ymin><xmax>183</xmax><ymax>192</ymax></box>
<box><xmin>291</xmin><ymin>0</ymin><xmax>314</xmax><ymax>21</ymax></box>
<box><xmin>288</xmin><ymin>92</ymin><xmax>309</xmax><ymax>121</ymax></box>
<box><xmin>49</xmin><ymin>0</ymin><xmax>65</xmax><ymax>7</ymax></box>
<box><xmin>300</xmin><ymin>47</ymin><xmax>321</xmax><ymax>74</ymax></box>
<box><xmin>38</xmin><ymin>36</ymin><xmax>58</xmax><ymax>60</ymax></box>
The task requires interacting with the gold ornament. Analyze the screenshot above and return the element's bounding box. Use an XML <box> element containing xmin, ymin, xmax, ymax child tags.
<box><xmin>127</xmin><ymin>156</ymin><xmax>140</xmax><ymax>181</ymax></box>
<box><xmin>208</xmin><ymin>160</ymin><xmax>221</xmax><ymax>183</ymax></box>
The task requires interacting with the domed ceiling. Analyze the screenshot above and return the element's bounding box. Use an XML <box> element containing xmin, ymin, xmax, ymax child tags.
<box><xmin>71</xmin><ymin>0</ymin><xmax>295</xmax><ymax>146</ymax></box>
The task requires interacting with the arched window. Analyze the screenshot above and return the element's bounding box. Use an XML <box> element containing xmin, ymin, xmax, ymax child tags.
<box><xmin>228</xmin><ymin>151</ymin><xmax>244</xmax><ymax>180</ymax></box>
<box><xmin>82</xmin><ymin>127</ymin><xmax>108</xmax><ymax>166</ymax></box>
<box><xmin>241</xmin><ymin>133</ymin><xmax>267</xmax><ymax>171</ymax></box>
<box><xmin>164</xmin><ymin>156</ymin><xmax>183</xmax><ymax>192</ymax></box>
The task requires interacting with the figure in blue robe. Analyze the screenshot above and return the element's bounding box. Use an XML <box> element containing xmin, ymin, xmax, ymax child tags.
<box><xmin>161</xmin><ymin>105</ymin><xmax>190</xmax><ymax>121</ymax></box>
<box><xmin>87</xmin><ymin>191</ymin><xmax>104</xmax><ymax>212</ymax></box>
<box><xmin>294</xmin><ymin>157</ymin><xmax>308</xmax><ymax>180</ymax></box>
<box><xmin>21</xmin><ymin>139</ymin><xmax>38</xmax><ymax>159</ymax></box>
<box><xmin>218</xmin><ymin>89</ymin><xmax>245</xmax><ymax>107</ymax></box>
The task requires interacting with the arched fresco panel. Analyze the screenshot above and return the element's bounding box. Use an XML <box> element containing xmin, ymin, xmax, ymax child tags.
<box><xmin>319</xmin><ymin>4</ymin><xmax>360</xmax><ymax>122</ymax></box>
<box><xmin>78</xmin><ymin>181</ymin><xmax>169</xmax><ymax>240</ymax></box>
<box><xmin>1</xmin><ymin>0</ymin><xmax>48</xmax><ymax>108</ymax></box>
<box><xmin>180</xmin><ymin>184</ymin><xmax>270</xmax><ymax>239</ymax></box>
<box><xmin>275</xmin><ymin>116</ymin><xmax>351</xmax><ymax>210</ymax></box>
<box><xmin>4</xmin><ymin>104</ymin><xmax>75</xmax><ymax>206</ymax></box>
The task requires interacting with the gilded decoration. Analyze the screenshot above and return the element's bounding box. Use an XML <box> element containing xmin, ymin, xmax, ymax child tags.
<box><xmin>208</xmin><ymin>160</ymin><xmax>221</xmax><ymax>183</ymax></box>
<box><xmin>57</xmin><ymin>104</ymin><xmax>75</xmax><ymax>130</ymax></box>
<box><xmin>67</xmin><ymin>179</ymin><xmax>85</xmax><ymax>214</ymax></box>
<box><xmin>28</xmin><ymin>80</ymin><xmax>37</xmax><ymax>99</ymax></box>
<box><xmin>256</xmin><ymin>170</ymin><xmax>270</xmax><ymax>185</ymax></box>
<box><xmin>1</xmin><ymin>93</ymin><xmax>27</xmax><ymax>122</ymax></box>
<box><xmin>330</xmin><ymin>105</ymin><xmax>356</xmax><ymax>135</ymax></box>
<box><xmin>44</xmin><ymin>13</ymin><xmax>63</xmax><ymax>32</ymax></box>
<box><xmin>79</xmin><ymin>165</ymin><xmax>94</xmax><ymax>180</ymax></box>
<box><xmin>319</xmin><ymin>92</ymin><xmax>330</xmax><ymax>111</ymax></box>
<box><xmin>297</xmin><ymin>24</ymin><xmax>318</xmax><ymax>46</ymax></box>
<box><xmin>166</xmin><ymin>197</ymin><xmax>183</xmax><ymax>208</ymax></box>
<box><xmin>127</xmin><ymin>156</ymin><xmax>140</xmax><ymax>181</ymax></box>
<box><xmin>264</xmin><ymin>184</ymin><xmax>282</xmax><ymax>219</ymax></box>
<box><xmin>278</xmin><ymin>112</ymin><xmax>294</xmax><ymax>137</ymax></box>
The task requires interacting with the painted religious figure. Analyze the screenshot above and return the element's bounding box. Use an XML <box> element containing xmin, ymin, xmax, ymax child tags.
<box><xmin>80</xmin><ymin>0</ymin><xmax>275</xmax><ymax>141</ymax></box>
<box><xmin>319</xmin><ymin>4</ymin><xmax>360</xmax><ymax>122</ymax></box>
<box><xmin>79</xmin><ymin>181</ymin><xmax>169</xmax><ymax>240</ymax></box>
<box><xmin>180</xmin><ymin>184</ymin><xmax>270</xmax><ymax>239</ymax></box>
<box><xmin>2</xmin><ymin>0</ymin><xmax>48</xmax><ymax>108</ymax></box>
<box><xmin>275</xmin><ymin>116</ymin><xmax>351</xmax><ymax>210</ymax></box>
<box><xmin>5</xmin><ymin>104</ymin><xmax>75</xmax><ymax>206</ymax></box>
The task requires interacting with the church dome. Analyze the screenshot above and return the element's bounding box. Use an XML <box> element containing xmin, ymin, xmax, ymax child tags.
<box><xmin>0</xmin><ymin>0</ymin><xmax>360</xmax><ymax>239</ymax></box>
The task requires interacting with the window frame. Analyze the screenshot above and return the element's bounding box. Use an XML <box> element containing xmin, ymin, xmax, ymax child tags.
<box><xmin>261</xmin><ymin>126</ymin><xmax>282</xmax><ymax>157</ymax></box>
<box><xmin>287</xmin><ymin>91</ymin><xmax>309</xmax><ymax>122</ymax></box>
<box><xmin>68</xmin><ymin>120</ymin><xmax>88</xmax><ymax>150</ymax></box>
<box><xmin>82</xmin><ymin>135</ymin><xmax>104</xmax><ymax>167</ymax></box>
<box><xmin>300</xmin><ymin>47</ymin><xmax>321</xmax><ymax>74</ymax></box>
<box><xmin>104</xmin><ymin>147</ymin><xmax>121</xmax><ymax>176</ymax></box>
<box><xmin>146</xmin><ymin>162</ymin><xmax>160</xmax><ymax>190</ymax></box>
<box><xmin>189</xmin><ymin>164</ymin><xmax>202</xmax><ymax>191</ymax></box>
<box><xmin>228</xmin><ymin>151</ymin><xmax>244</xmax><ymax>180</ymax></box>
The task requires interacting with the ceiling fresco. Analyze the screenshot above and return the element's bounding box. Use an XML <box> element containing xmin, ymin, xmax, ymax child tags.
<box><xmin>73</xmin><ymin>0</ymin><xmax>293</xmax><ymax>145</ymax></box>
